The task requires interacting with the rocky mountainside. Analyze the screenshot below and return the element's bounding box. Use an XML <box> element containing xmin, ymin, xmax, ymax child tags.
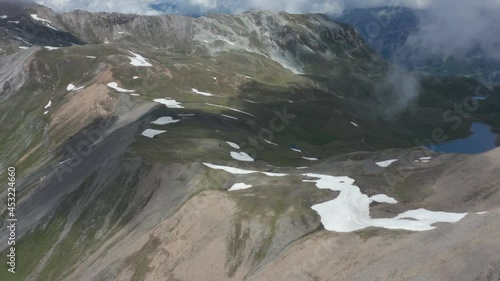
<box><xmin>0</xmin><ymin>3</ymin><xmax>499</xmax><ymax>281</ymax></box>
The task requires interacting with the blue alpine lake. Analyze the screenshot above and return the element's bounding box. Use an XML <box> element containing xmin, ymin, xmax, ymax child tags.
<box><xmin>427</xmin><ymin>122</ymin><xmax>497</xmax><ymax>154</ymax></box>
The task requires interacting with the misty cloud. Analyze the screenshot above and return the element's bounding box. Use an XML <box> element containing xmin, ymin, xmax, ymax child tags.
<box><xmin>405</xmin><ymin>0</ymin><xmax>500</xmax><ymax>60</ymax></box>
<box><xmin>375</xmin><ymin>66</ymin><xmax>420</xmax><ymax>116</ymax></box>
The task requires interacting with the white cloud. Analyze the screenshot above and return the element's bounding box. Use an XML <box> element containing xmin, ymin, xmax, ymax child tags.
<box><xmin>405</xmin><ymin>0</ymin><xmax>500</xmax><ymax>59</ymax></box>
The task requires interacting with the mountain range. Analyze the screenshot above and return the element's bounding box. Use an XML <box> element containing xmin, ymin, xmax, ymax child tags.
<box><xmin>0</xmin><ymin>2</ymin><xmax>499</xmax><ymax>281</ymax></box>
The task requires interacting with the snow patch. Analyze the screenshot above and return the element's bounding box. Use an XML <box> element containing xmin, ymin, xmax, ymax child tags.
<box><xmin>31</xmin><ymin>14</ymin><xmax>51</xmax><ymax>23</ymax></box>
<box><xmin>151</xmin><ymin>117</ymin><xmax>180</xmax><ymax>125</ymax></box>
<box><xmin>350</xmin><ymin>122</ymin><xmax>359</xmax><ymax>127</ymax></box>
<box><xmin>0</xmin><ymin>15</ymin><xmax>7</xmax><ymax>19</ymax></box>
<box><xmin>45</xmin><ymin>23</ymin><xmax>59</xmax><ymax>31</ymax></box>
<box><xmin>370</xmin><ymin>194</ymin><xmax>398</xmax><ymax>204</ymax></box>
<box><xmin>221</xmin><ymin>114</ymin><xmax>238</xmax><ymax>120</ymax></box>
<box><xmin>141</xmin><ymin>129</ymin><xmax>166</xmax><ymax>138</ymax></box>
<box><xmin>13</xmin><ymin>37</ymin><xmax>32</xmax><ymax>45</ymax></box>
<box><xmin>107</xmin><ymin>82</ymin><xmax>135</xmax><ymax>93</ymax></box>
<box><xmin>44</xmin><ymin>100</ymin><xmax>52</xmax><ymax>109</ymax></box>
<box><xmin>206</xmin><ymin>103</ymin><xmax>255</xmax><ymax>117</ymax></box>
<box><xmin>302</xmin><ymin>157</ymin><xmax>318</xmax><ymax>161</ymax></box>
<box><xmin>44</xmin><ymin>46</ymin><xmax>60</xmax><ymax>50</ymax></box>
<box><xmin>153</xmin><ymin>98</ymin><xmax>184</xmax><ymax>108</ymax></box>
<box><xmin>228</xmin><ymin>183</ymin><xmax>253</xmax><ymax>191</ymax></box>
<box><xmin>128</xmin><ymin>51</ymin><xmax>152</xmax><ymax>67</ymax></box>
<box><xmin>264</xmin><ymin>139</ymin><xmax>279</xmax><ymax>146</ymax></box>
<box><xmin>376</xmin><ymin>159</ymin><xmax>398</xmax><ymax>167</ymax></box>
<box><xmin>222</xmin><ymin>39</ymin><xmax>235</xmax><ymax>45</ymax></box>
<box><xmin>415</xmin><ymin>157</ymin><xmax>433</xmax><ymax>163</ymax></box>
<box><xmin>291</xmin><ymin>148</ymin><xmax>302</xmax><ymax>153</ymax></box>
<box><xmin>230</xmin><ymin>152</ymin><xmax>254</xmax><ymax>162</ymax></box>
<box><xmin>86</xmin><ymin>56</ymin><xmax>96</xmax><ymax>59</ymax></box>
<box><xmin>243</xmin><ymin>99</ymin><xmax>258</xmax><ymax>104</ymax></box>
<box><xmin>133</xmin><ymin>76</ymin><xmax>139</xmax><ymax>79</ymax></box>
<box><xmin>192</xmin><ymin>88</ymin><xmax>214</xmax><ymax>96</ymax></box>
<box><xmin>226</xmin><ymin>142</ymin><xmax>240</xmax><ymax>149</ymax></box>
<box><xmin>305</xmin><ymin>173</ymin><xmax>467</xmax><ymax>232</ymax></box>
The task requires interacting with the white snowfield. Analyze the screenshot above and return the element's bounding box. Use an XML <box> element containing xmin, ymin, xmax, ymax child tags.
<box><xmin>128</xmin><ymin>51</ymin><xmax>152</xmax><ymax>67</ymax></box>
<box><xmin>192</xmin><ymin>88</ymin><xmax>214</xmax><ymax>96</ymax></box>
<box><xmin>153</xmin><ymin>98</ymin><xmax>184</xmax><ymax>108</ymax></box>
<box><xmin>203</xmin><ymin>163</ymin><xmax>472</xmax><ymax>232</ymax></box>
<box><xmin>44</xmin><ymin>46</ymin><xmax>60</xmax><ymax>51</ymax></box>
<box><xmin>226</xmin><ymin>142</ymin><xmax>240</xmax><ymax>149</ymax></box>
<box><xmin>350</xmin><ymin>121</ymin><xmax>359</xmax><ymax>127</ymax></box>
<box><xmin>230</xmin><ymin>152</ymin><xmax>254</xmax><ymax>162</ymax></box>
<box><xmin>107</xmin><ymin>82</ymin><xmax>135</xmax><ymax>93</ymax></box>
<box><xmin>44</xmin><ymin>100</ymin><xmax>52</xmax><ymax>109</ymax></box>
<box><xmin>205</xmin><ymin>103</ymin><xmax>255</xmax><ymax>117</ymax></box>
<box><xmin>376</xmin><ymin>159</ymin><xmax>398</xmax><ymax>167</ymax></box>
<box><xmin>141</xmin><ymin>129</ymin><xmax>166</xmax><ymax>138</ymax></box>
<box><xmin>291</xmin><ymin>148</ymin><xmax>302</xmax><ymax>153</ymax></box>
<box><xmin>228</xmin><ymin>183</ymin><xmax>253</xmax><ymax>191</ymax></box>
<box><xmin>0</xmin><ymin>15</ymin><xmax>7</xmax><ymax>19</ymax></box>
<box><xmin>304</xmin><ymin>173</ymin><xmax>467</xmax><ymax>232</ymax></box>
<box><xmin>151</xmin><ymin>117</ymin><xmax>180</xmax><ymax>125</ymax></box>
<box><xmin>86</xmin><ymin>56</ymin><xmax>96</xmax><ymax>59</ymax></box>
